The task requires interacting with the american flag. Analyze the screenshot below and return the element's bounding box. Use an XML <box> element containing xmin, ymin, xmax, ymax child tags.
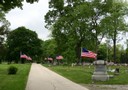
<box><xmin>20</xmin><ymin>54</ymin><xmax>28</xmax><ymax>59</ymax></box>
<box><xmin>81</xmin><ymin>48</ymin><xmax>97</xmax><ymax>59</ymax></box>
<box><xmin>20</xmin><ymin>54</ymin><xmax>32</xmax><ymax>60</ymax></box>
<box><xmin>26</xmin><ymin>56</ymin><xmax>32</xmax><ymax>60</ymax></box>
<box><xmin>56</xmin><ymin>55</ymin><xmax>63</xmax><ymax>60</ymax></box>
<box><xmin>48</xmin><ymin>57</ymin><xmax>53</xmax><ymax>61</ymax></box>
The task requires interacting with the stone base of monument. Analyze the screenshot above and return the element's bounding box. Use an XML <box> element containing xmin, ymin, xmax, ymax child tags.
<box><xmin>92</xmin><ymin>60</ymin><xmax>109</xmax><ymax>81</ymax></box>
<box><xmin>92</xmin><ymin>73</ymin><xmax>109</xmax><ymax>81</ymax></box>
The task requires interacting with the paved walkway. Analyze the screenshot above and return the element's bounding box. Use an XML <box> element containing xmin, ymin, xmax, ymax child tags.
<box><xmin>26</xmin><ymin>63</ymin><xmax>89</xmax><ymax>90</ymax></box>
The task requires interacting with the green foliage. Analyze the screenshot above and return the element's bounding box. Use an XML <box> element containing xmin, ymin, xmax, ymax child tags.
<box><xmin>0</xmin><ymin>0</ymin><xmax>37</xmax><ymax>63</ymax></box>
<box><xmin>125</xmin><ymin>48</ymin><xmax>128</xmax><ymax>63</ymax></box>
<box><xmin>0</xmin><ymin>44</ymin><xmax>7</xmax><ymax>63</ymax></box>
<box><xmin>45</xmin><ymin>0</ymin><xmax>128</xmax><ymax>63</ymax></box>
<box><xmin>97</xmin><ymin>43</ymin><xmax>126</xmax><ymax>63</ymax></box>
<box><xmin>0</xmin><ymin>0</ymin><xmax>38</xmax><ymax>11</ymax></box>
<box><xmin>0</xmin><ymin>11</ymin><xmax>10</xmax><ymax>45</ymax></box>
<box><xmin>42</xmin><ymin>39</ymin><xmax>57</xmax><ymax>57</ymax></box>
<box><xmin>101</xmin><ymin>1</ymin><xmax>128</xmax><ymax>62</ymax></box>
<box><xmin>42</xmin><ymin>39</ymin><xmax>77</xmax><ymax>64</ymax></box>
<box><xmin>8</xmin><ymin>66</ymin><xmax>18</xmax><ymax>75</ymax></box>
<box><xmin>6</xmin><ymin>26</ymin><xmax>43</xmax><ymax>63</ymax></box>
<box><xmin>120</xmin><ymin>46</ymin><xmax>128</xmax><ymax>63</ymax></box>
<box><xmin>45</xmin><ymin>0</ymin><xmax>100</xmax><ymax>62</ymax></box>
<box><xmin>97</xmin><ymin>44</ymin><xmax>107</xmax><ymax>60</ymax></box>
<box><xmin>0</xmin><ymin>11</ymin><xmax>10</xmax><ymax>63</ymax></box>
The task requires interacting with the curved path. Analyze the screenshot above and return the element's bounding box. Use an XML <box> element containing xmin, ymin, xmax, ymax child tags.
<box><xmin>26</xmin><ymin>63</ymin><xmax>89</xmax><ymax>90</ymax></box>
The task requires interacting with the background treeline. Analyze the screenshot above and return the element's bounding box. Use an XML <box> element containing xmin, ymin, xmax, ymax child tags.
<box><xmin>1</xmin><ymin>37</ymin><xmax>128</xmax><ymax>64</ymax></box>
<box><xmin>41</xmin><ymin>39</ymin><xmax>128</xmax><ymax>64</ymax></box>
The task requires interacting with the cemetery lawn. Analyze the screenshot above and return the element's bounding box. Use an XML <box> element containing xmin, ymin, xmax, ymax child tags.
<box><xmin>0</xmin><ymin>64</ymin><xmax>31</xmax><ymax>90</ymax></box>
<box><xmin>44</xmin><ymin>65</ymin><xmax>128</xmax><ymax>85</ymax></box>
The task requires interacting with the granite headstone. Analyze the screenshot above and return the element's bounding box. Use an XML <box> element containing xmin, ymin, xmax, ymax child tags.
<box><xmin>92</xmin><ymin>60</ymin><xmax>109</xmax><ymax>81</ymax></box>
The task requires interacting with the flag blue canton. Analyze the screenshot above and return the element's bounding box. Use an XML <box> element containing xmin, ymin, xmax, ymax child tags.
<box><xmin>82</xmin><ymin>48</ymin><xmax>89</xmax><ymax>52</ymax></box>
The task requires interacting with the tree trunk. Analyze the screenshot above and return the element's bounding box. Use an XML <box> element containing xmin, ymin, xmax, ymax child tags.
<box><xmin>75</xmin><ymin>42</ymin><xmax>81</xmax><ymax>65</ymax></box>
<box><xmin>113</xmin><ymin>38</ymin><xmax>116</xmax><ymax>63</ymax></box>
<box><xmin>113</xmin><ymin>29</ymin><xmax>117</xmax><ymax>63</ymax></box>
<box><xmin>95</xmin><ymin>30</ymin><xmax>98</xmax><ymax>59</ymax></box>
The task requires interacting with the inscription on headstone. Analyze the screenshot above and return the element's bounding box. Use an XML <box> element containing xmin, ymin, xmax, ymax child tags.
<box><xmin>95</xmin><ymin>65</ymin><xmax>106</xmax><ymax>72</ymax></box>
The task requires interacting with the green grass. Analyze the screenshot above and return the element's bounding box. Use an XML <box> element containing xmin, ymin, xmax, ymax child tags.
<box><xmin>0</xmin><ymin>63</ymin><xmax>31</xmax><ymax>90</ymax></box>
<box><xmin>44</xmin><ymin>64</ymin><xmax>128</xmax><ymax>85</ymax></box>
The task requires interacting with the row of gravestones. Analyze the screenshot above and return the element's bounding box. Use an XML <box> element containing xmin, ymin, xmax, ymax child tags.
<box><xmin>52</xmin><ymin>60</ymin><xmax>121</xmax><ymax>81</ymax></box>
<box><xmin>48</xmin><ymin>59</ymin><xmax>124</xmax><ymax>81</ymax></box>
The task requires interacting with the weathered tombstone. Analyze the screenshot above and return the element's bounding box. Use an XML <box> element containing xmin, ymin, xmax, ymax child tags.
<box><xmin>92</xmin><ymin>60</ymin><xmax>109</xmax><ymax>81</ymax></box>
<box><xmin>71</xmin><ymin>63</ymin><xmax>76</xmax><ymax>67</ymax></box>
<box><xmin>53</xmin><ymin>61</ymin><xmax>57</xmax><ymax>65</ymax></box>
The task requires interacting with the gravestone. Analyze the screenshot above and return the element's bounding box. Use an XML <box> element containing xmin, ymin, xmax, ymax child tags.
<box><xmin>92</xmin><ymin>60</ymin><xmax>109</xmax><ymax>81</ymax></box>
<box><xmin>53</xmin><ymin>61</ymin><xmax>57</xmax><ymax>65</ymax></box>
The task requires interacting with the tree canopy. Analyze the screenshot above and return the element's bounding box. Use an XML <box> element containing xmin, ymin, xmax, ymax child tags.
<box><xmin>0</xmin><ymin>12</ymin><xmax>10</xmax><ymax>45</ymax></box>
<box><xmin>6</xmin><ymin>26</ymin><xmax>42</xmax><ymax>63</ymax></box>
<box><xmin>0</xmin><ymin>0</ymin><xmax>39</xmax><ymax>11</ymax></box>
<box><xmin>0</xmin><ymin>0</ymin><xmax>39</xmax><ymax>63</ymax></box>
<box><xmin>42</xmin><ymin>39</ymin><xmax>56</xmax><ymax>58</ymax></box>
<box><xmin>45</xmin><ymin>0</ymin><xmax>128</xmax><ymax>63</ymax></box>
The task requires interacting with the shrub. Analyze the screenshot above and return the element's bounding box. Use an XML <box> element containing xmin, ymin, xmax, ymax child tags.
<box><xmin>8</xmin><ymin>66</ymin><xmax>18</xmax><ymax>75</ymax></box>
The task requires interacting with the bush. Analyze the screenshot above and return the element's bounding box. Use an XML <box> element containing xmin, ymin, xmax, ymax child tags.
<box><xmin>8</xmin><ymin>66</ymin><xmax>18</xmax><ymax>75</ymax></box>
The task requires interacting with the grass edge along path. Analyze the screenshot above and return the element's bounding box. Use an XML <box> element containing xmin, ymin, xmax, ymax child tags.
<box><xmin>43</xmin><ymin>64</ymin><xmax>128</xmax><ymax>85</ymax></box>
<box><xmin>0</xmin><ymin>63</ymin><xmax>31</xmax><ymax>90</ymax></box>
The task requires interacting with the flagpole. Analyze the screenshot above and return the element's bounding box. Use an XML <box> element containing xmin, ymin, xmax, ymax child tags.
<box><xmin>80</xmin><ymin>47</ymin><xmax>82</xmax><ymax>65</ymax></box>
<box><xmin>20</xmin><ymin>51</ymin><xmax>22</xmax><ymax>63</ymax></box>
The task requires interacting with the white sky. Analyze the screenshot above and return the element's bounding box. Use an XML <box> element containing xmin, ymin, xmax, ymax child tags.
<box><xmin>5</xmin><ymin>0</ymin><xmax>50</xmax><ymax>40</ymax></box>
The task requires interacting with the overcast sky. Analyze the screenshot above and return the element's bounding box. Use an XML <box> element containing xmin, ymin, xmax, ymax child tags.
<box><xmin>5</xmin><ymin>0</ymin><xmax>50</xmax><ymax>40</ymax></box>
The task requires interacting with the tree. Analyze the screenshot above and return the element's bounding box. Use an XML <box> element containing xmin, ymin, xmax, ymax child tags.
<box><xmin>97</xmin><ymin>44</ymin><xmax>107</xmax><ymax>60</ymax></box>
<box><xmin>0</xmin><ymin>10</ymin><xmax>10</xmax><ymax>63</ymax></box>
<box><xmin>0</xmin><ymin>9</ymin><xmax>10</xmax><ymax>44</ymax></box>
<box><xmin>0</xmin><ymin>0</ymin><xmax>38</xmax><ymax>11</ymax></box>
<box><xmin>0</xmin><ymin>0</ymin><xmax>38</xmax><ymax>63</ymax></box>
<box><xmin>121</xmin><ymin>39</ymin><xmax>128</xmax><ymax>63</ymax></box>
<box><xmin>102</xmin><ymin>1</ymin><xmax>128</xmax><ymax>62</ymax></box>
<box><xmin>125</xmin><ymin>48</ymin><xmax>128</xmax><ymax>63</ymax></box>
<box><xmin>0</xmin><ymin>43</ymin><xmax>7</xmax><ymax>63</ymax></box>
<box><xmin>6</xmin><ymin>26</ymin><xmax>42</xmax><ymax>63</ymax></box>
<box><xmin>45</xmin><ymin>0</ymin><xmax>114</xmax><ymax>63</ymax></box>
<box><xmin>42</xmin><ymin>39</ymin><xmax>56</xmax><ymax>58</ymax></box>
